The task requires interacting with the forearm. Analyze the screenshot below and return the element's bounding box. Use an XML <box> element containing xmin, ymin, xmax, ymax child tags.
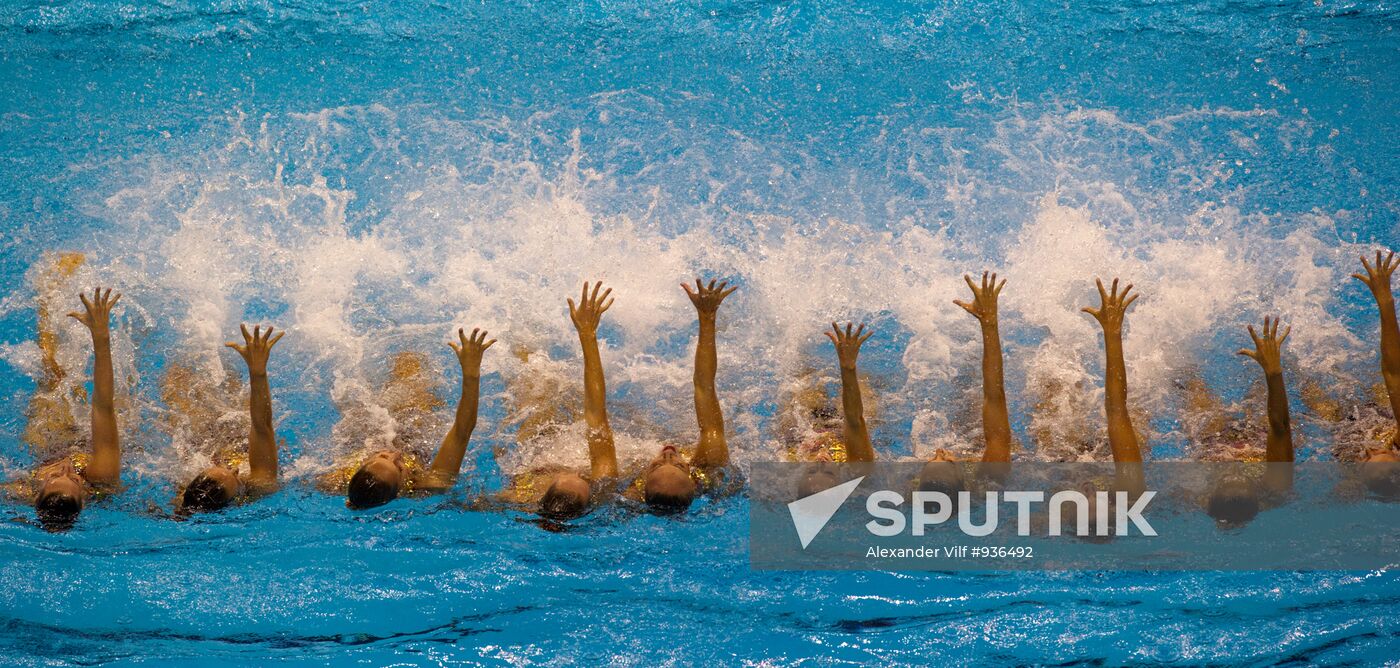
<box><xmin>246</xmin><ymin>371</ymin><xmax>278</xmax><ymax>480</ymax></box>
<box><xmin>1263</xmin><ymin>371</ymin><xmax>1294</xmax><ymax>463</ymax></box>
<box><xmin>431</xmin><ymin>373</ymin><xmax>480</xmax><ymax>476</ymax></box>
<box><xmin>87</xmin><ymin>335</ymin><xmax>121</xmax><ymax>482</ymax></box>
<box><xmin>839</xmin><ymin>367</ymin><xmax>874</xmax><ymax>462</ymax></box>
<box><xmin>578</xmin><ymin>332</ymin><xmax>617</xmax><ymax>477</ymax></box>
<box><xmin>579</xmin><ymin>333</ymin><xmax>611</xmax><ymax>432</ymax></box>
<box><xmin>1102</xmin><ymin>333</ymin><xmax>1141</xmax><ymax>462</ymax></box>
<box><xmin>693</xmin><ymin>315</ymin><xmax>727</xmax><ymax>467</ymax></box>
<box><xmin>1375</xmin><ymin>292</ymin><xmax>1400</xmax><ymax>412</ymax></box>
<box><xmin>979</xmin><ymin>323</ymin><xmax>1012</xmax><ymax>463</ymax></box>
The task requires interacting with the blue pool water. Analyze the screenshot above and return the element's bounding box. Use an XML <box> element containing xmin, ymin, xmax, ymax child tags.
<box><xmin>2</xmin><ymin>0</ymin><xmax>1398</xmax><ymax>664</ymax></box>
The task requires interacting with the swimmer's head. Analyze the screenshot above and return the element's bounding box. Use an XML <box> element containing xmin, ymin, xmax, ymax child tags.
<box><xmin>797</xmin><ymin>455</ymin><xmax>840</xmax><ymax>498</ymax></box>
<box><xmin>917</xmin><ymin>449</ymin><xmax>965</xmax><ymax>498</ymax></box>
<box><xmin>1206</xmin><ymin>475</ymin><xmax>1260</xmax><ymax>526</ymax></box>
<box><xmin>181</xmin><ymin>466</ymin><xmax>240</xmax><ymax>513</ymax></box>
<box><xmin>643</xmin><ymin>445</ymin><xmax>696</xmax><ymax>515</ymax></box>
<box><xmin>347</xmin><ymin>450</ymin><xmax>404</xmax><ymax>510</ymax></box>
<box><xmin>539</xmin><ymin>472</ymin><xmax>590</xmax><ymax>520</ymax></box>
<box><xmin>1360</xmin><ymin>448</ymin><xmax>1400</xmax><ymax>498</ymax></box>
<box><xmin>34</xmin><ymin>461</ymin><xmax>85</xmax><ymax>531</ymax></box>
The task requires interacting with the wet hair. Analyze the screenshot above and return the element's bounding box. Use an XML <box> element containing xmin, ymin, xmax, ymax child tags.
<box><xmin>35</xmin><ymin>490</ymin><xmax>81</xmax><ymax>531</ymax></box>
<box><xmin>1206</xmin><ymin>480</ymin><xmax>1260</xmax><ymax>525</ymax></box>
<box><xmin>1361</xmin><ymin>460</ymin><xmax>1400</xmax><ymax>499</ymax></box>
<box><xmin>347</xmin><ymin>467</ymin><xmax>399</xmax><ymax>510</ymax></box>
<box><xmin>539</xmin><ymin>483</ymin><xmax>588</xmax><ymax>520</ymax></box>
<box><xmin>643</xmin><ymin>483</ymin><xmax>695</xmax><ymax>516</ymax></box>
<box><xmin>182</xmin><ymin>473</ymin><xmax>234</xmax><ymax>513</ymax></box>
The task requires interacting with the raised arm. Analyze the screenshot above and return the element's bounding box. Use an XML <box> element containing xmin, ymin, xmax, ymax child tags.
<box><xmin>67</xmin><ymin>287</ymin><xmax>120</xmax><ymax>485</ymax></box>
<box><xmin>955</xmin><ymin>271</ymin><xmax>1012</xmax><ymax>463</ymax></box>
<box><xmin>1352</xmin><ymin>250</ymin><xmax>1400</xmax><ymax>443</ymax></box>
<box><xmin>683</xmin><ymin>279</ymin><xmax>737</xmax><ymax>470</ymax></box>
<box><xmin>569</xmin><ymin>281</ymin><xmax>618</xmax><ymax>480</ymax></box>
<box><xmin>1082</xmin><ymin>278</ymin><xmax>1142</xmax><ymax>463</ymax></box>
<box><xmin>1239</xmin><ymin>316</ymin><xmax>1293</xmax><ymax>495</ymax></box>
<box><xmin>226</xmin><ymin>324</ymin><xmax>284</xmax><ymax>486</ymax></box>
<box><xmin>427</xmin><ymin>327</ymin><xmax>495</xmax><ymax>485</ymax></box>
<box><xmin>826</xmin><ymin>322</ymin><xmax>875</xmax><ymax>463</ymax></box>
<box><xmin>1238</xmin><ymin>317</ymin><xmax>1294</xmax><ymax>463</ymax></box>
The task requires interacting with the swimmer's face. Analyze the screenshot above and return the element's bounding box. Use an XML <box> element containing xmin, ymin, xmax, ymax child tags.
<box><xmin>797</xmin><ymin>460</ymin><xmax>838</xmax><ymax>498</ymax></box>
<box><xmin>202</xmin><ymin>465</ymin><xmax>241</xmax><ymax>498</ymax></box>
<box><xmin>917</xmin><ymin>453</ymin><xmax>964</xmax><ymax>498</ymax></box>
<box><xmin>346</xmin><ymin>450</ymin><xmax>405</xmax><ymax>510</ymax></box>
<box><xmin>539</xmin><ymin>472</ymin><xmax>591</xmax><ymax>520</ymax></box>
<box><xmin>39</xmin><ymin>461</ymin><xmax>85</xmax><ymax>504</ymax></box>
<box><xmin>647</xmin><ymin>445</ymin><xmax>687</xmax><ymax>472</ymax></box>
<box><xmin>362</xmin><ymin>450</ymin><xmax>405</xmax><ymax>490</ymax></box>
<box><xmin>643</xmin><ymin>446</ymin><xmax>696</xmax><ymax>515</ymax></box>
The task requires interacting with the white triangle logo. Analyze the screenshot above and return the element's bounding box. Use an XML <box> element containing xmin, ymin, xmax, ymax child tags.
<box><xmin>787</xmin><ymin>476</ymin><xmax>864</xmax><ymax>549</ymax></box>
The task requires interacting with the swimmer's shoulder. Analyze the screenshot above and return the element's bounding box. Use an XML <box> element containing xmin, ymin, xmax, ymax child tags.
<box><xmin>498</xmin><ymin>465</ymin><xmax>574</xmax><ymax>505</ymax></box>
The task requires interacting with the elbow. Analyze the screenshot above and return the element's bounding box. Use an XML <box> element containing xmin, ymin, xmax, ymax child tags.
<box><xmin>1383</xmin><ymin>368</ymin><xmax>1400</xmax><ymax>388</ymax></box>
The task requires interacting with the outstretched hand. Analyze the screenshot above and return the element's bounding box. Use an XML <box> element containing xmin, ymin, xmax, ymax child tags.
<box><xmin>568</xmin><ymin>281</ymin><xmax>614</xmax><ymax>335</ymax></box>
<box><xmin>448</xmin><ymin>327</ymin><xmax>496</xmax><ymax>373</ymax></box>
<box><xmin>681</xmin><ymin>278</ymin><xmax>737</xmax><ymax>317</ymax></box>
<box><xmin>1082</xmin><ymin>278</ymin><xmax>1139</xmax><ymax>333</ymax></box>
<box><xmin>226</xmin><ymin>324</ymin><xmax>284</xmax><ymax>375</ymax></box>
<box><xmin>825</xmin><ymin>322</ymin><xmax>873</xmax><ymax>371</ymax></box>
<box><xmin>1352</xmin><ymin>250</ymin><xmax>1398</xmax><ymax>298</ymax></box>
<box><xmin>954</xmin><ymin>271</ymin><xmax>1005</xmax><ymax>326</ymax></box>
<box><xmin>1238</xmin><ymin>316</ymin><xmax>1289</xmax><ymax>374</ymax></box>
<box><xmin>67</xmin><ymin>287</ymin><xmax>120</xmax><ymax>335</ymax></box>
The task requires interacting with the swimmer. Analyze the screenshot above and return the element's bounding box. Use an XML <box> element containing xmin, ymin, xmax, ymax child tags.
<box><xmin>177</xmin><ymin>325</ymin><xmax>284</xmax><ymax>513</ymax></box>
<box><xmin>1083</xmin><ymin>278</ymin><xmax>1144</xmax><ymax>465</ymax></box>
<box><xmin>632</xmin><ymin>279</ymin><xmax>739</xmax><ymax>515</ymax></box>
<box><xmin>1082</xmin><ymin>278</ymin><xmax>1145</xmax><ymax>497</ymax></box>
<box><xmin>791</xmin><ymin>321</ymin><xmax>876</xmax><ymax>498</ymax></box>
<box><xmin>1350</xmin><ymin>251</ymin><xmax>1400</xmax><ymax>495</ymax></box>
<box><xmin>1186</xmin><ymin>318</ymin><xmax>1296</xmax><ymax>525</ymax></box>
<box><xmin>1237</xmin><ymin>317</ymin><xmax>1295</xmax><ymax>465</ymax></box>
<box><xmin>342</xmin><ymin>327</ymin><xmax>495</xmax><ymax>509</ymax></box>
<box><xmin>826</xmin><ymin>321</ymin><xmax>877</xmax><ymax>463</ymax></box>
<box><xmin>528</xmin><ymin>281</ymin><xmax>620</xmax><ymax>520</ymax></box>
<box><xmin>27</xmin><ymin>287</ymin><xmax>122</xmax><ymax>531</ymax></box>
<box><xmin>920</xmin><ymin>272</ymin><xmax>1015</xmax><ymax>494</ymax></box>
